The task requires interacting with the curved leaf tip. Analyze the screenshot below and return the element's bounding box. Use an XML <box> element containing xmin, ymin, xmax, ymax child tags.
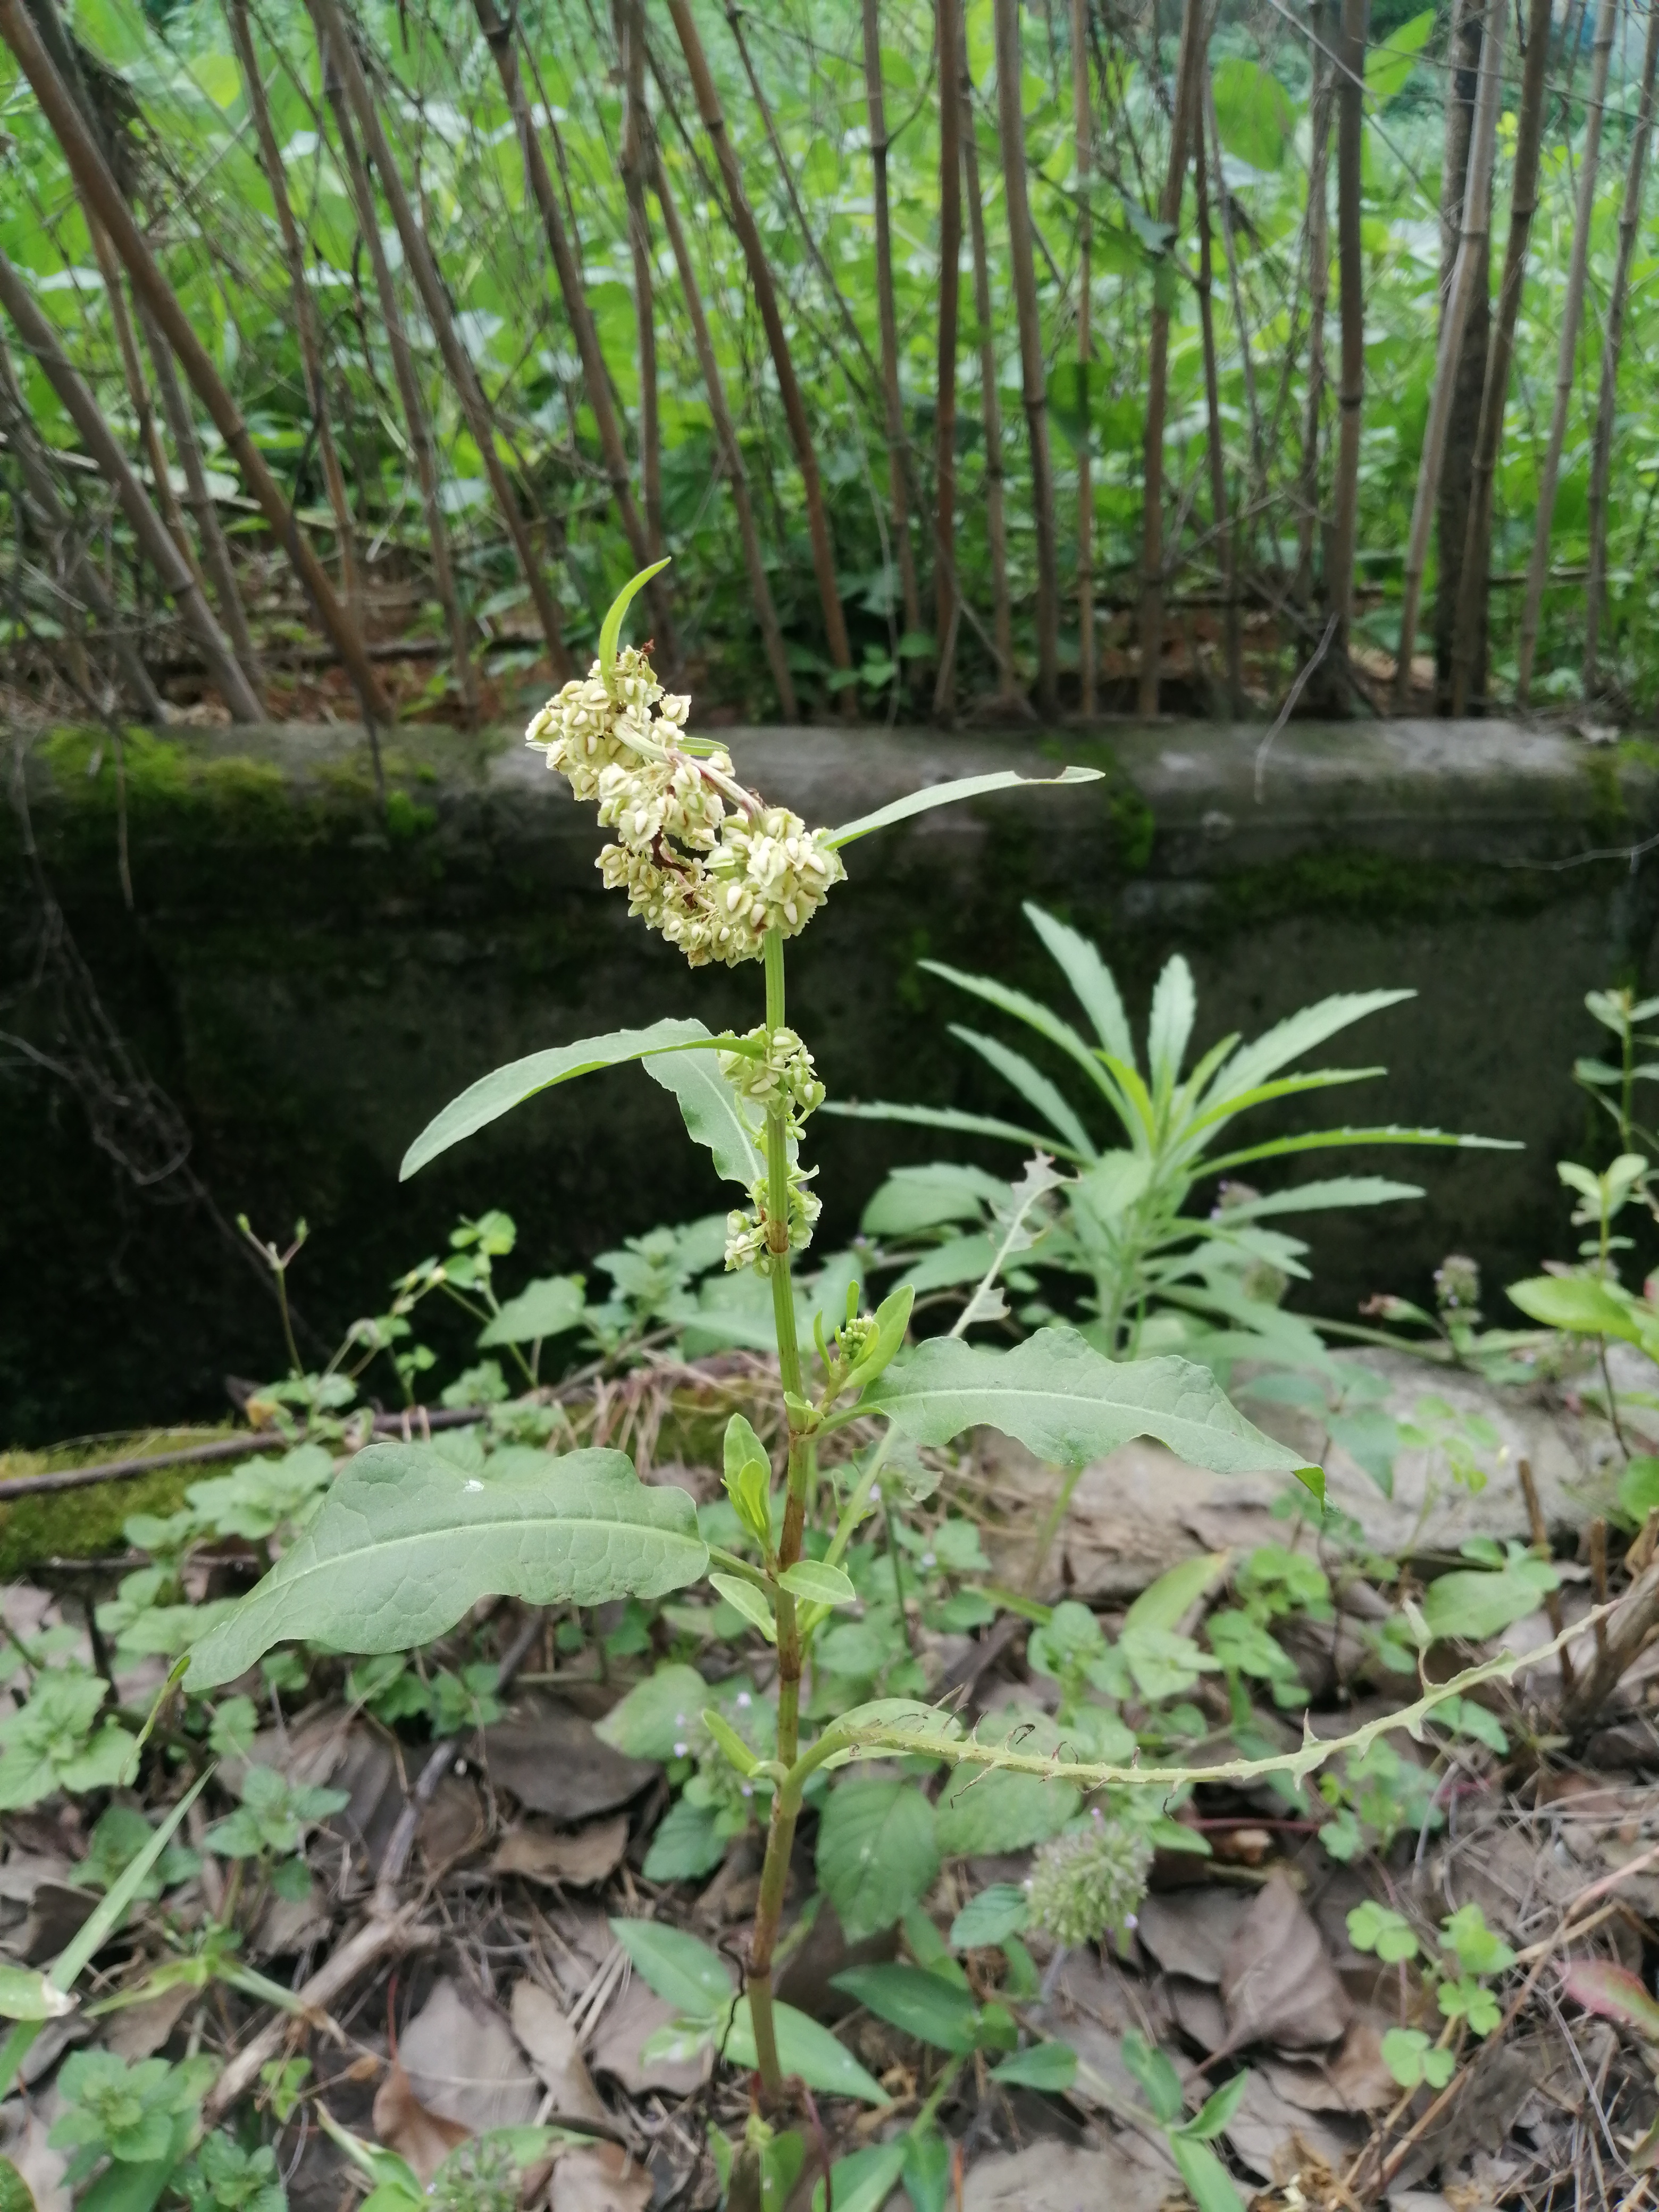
<box><xmin>599</xmin><ymin>558</ymin><xmax>672</xmax><ymax>690</ymax></box>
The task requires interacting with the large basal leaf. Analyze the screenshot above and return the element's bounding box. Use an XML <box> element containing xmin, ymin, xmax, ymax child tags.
<box><xmin>824</xmin><ymin>766</ymin><xmax>1102</xmax><ymax>850</ymax></box>
<box><xmin>399</xmin><ymin>1018</ymin><xmax>710</xmax><ymax>1179</ymax></box>
<box><xmin>1419</xmin><ymin>1559</ymin><xmax>1559</xmax><ymax>1646</ymax></box>
<box><xmin>1210</xmin><ymin>55</ymin><xmax>1297</xmax><ymax>170</ymax></box>
<box><xmin>865</xmin><ymin>1325</ymin><xmax>1312</xmax><ymax>1477</ymax></box>
<box><xmin>816</xmin><ymin>1779</ymin><xmax>939</xmax><ymax>1942</ymax></box>
<box><xmin>725</xmin><ymin>1998</ymin><xmax>886</xmax><ymax>2103</ymax></box>
<box><xmin>186</xmin><ymin>1445</ymin><xmax>707</xmax><ymax>1689</ymax></box>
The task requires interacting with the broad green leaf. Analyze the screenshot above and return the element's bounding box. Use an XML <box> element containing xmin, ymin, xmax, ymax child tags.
<box><xmin>1507</xmin><ymin>1275</ymin><xmax>1645</xmax><ymax>1344</ymax></box>
<box><xmin>949</xmin><ymin>1884</ymin><xmax>1030</xmax><ymax>1950</ymax></box>
<box><xmin>642</xmin><ymin>1048</ymin><xmax>765</xmax><ymax>1187</ymax></box>
<box><xmin>816</xmin><ymin>1780</ymin><xmax>939</xmax><ymax>1942</ymax></box>
<box><xmin>592</xmin><ymin>1664</ymin><xmax>709</xmax><ymax>1761</ymax></box>
<box><xmin>399</xmin><ymin>1019</ymin><xmax>710</xmax><ymax>1178</ymax></box>
<box><xmin>824</xmin><ymin>766</ymin><xmax>1103</xmax><ymax>850</ymax></box>
<box><xmin>477</xmin><ymin>1275</ymin><xmax>585</xmax><ymax>1346</ymax></box>
<box><xmin>1210</xmin><ymin>56</ymin><xmax>1296</xmax><ymax>169</ymax></box>
<box><xmin>1169</xmin><ymin>2133</ymin><xmax>1248</xmax><ymax>2212</ymax></box>
<box><xmin>1023</xmin><ymin>902</ymin><xmax>1135</xmax><ymax>1064</ymax></box>
<box><xmin>1123</xmin><ymin>1552</ymin><xmax>1228</xmax><ymax>1634</ymax></box>
<box><xmin>1420</xmin><ymin>1560</ymin><xmax>1559</xmax><ymax>1646</ymax></box>
<box><xmin>608</xmin><ymin>1918</ymin><xmax>733</xmax><ymax>2018</ymax></box>
<box><xmin>708</xmin><ymin>1574</ymin><xmax>776</xmax><ymax>1642</ymax></box>
<box><xmin>831</xmin><ymin>1699</ymin><xmax>967</xmax><ymax>1764</ymax></box>
<box><xmin>860</xmin><ymin>1162</ymin><xmax>1009</xmax><ymax>1236</ymax></box>
<box><xmin>933</xmin><ymin>1717</ymin><xmax>1079</xmax><ymax>1856</ymax></box>
<box><xmin>865</xmin><ymin>1325</ymin><xmax>1311</xmax><ymax>1478</ymax></box>
<box><xmin>0</xmin><ymin>1965</ymin><xmax>74</xmax><ymax>2022</ymax></box>
<box><xmin>641</xmin><ymin>1796</ymin><xmax>726</xmax><ymax>1883</ymax></box>
<box><xmin>726</xmin><ymin>1998</ymin><xmax>885</xmax><ymax>2102</ymax></box>
<box><xmin>778</xmin><ymin>1560</ymin><xmax>856</xmax><ymax>1606</ymax></box>
<box><xmin>990</xmin><ymin>2040</ymin><xmax>1077</xmax><ymax>2090</ymax></box>
<box><xmin>830</xmin><ymin>1964</ymin><xmax>982</xmax><ymax>2053</ymax></box>
<box><xmin>1368</xmin><ymin>9</ymin><xmax>1434</xmax><ymax>102</ymax></box>
<box><xmin>1620</xmin><ymin>1455</ymin><xmax>1659</xmax><ymax>1521</ymax></box>
<box><xmin>810</xmin><ymin>2141</ymin><xmax>909</xmax><ymax>2212</ymax></box>
<box><xmin>186</xmin><ymin>1446</ymin><xmax>707</xmax><ymax>1689</ymax></box>
<box><xmin>0</xmin><ymin>2158</ymin><xmax>36</xmax><ymax>2212</ymax></box>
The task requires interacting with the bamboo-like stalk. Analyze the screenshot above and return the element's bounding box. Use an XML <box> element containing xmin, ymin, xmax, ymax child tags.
<box><xmin>1448</xmin><ymin>0</ymin><xmax>1559</xmax><ymax>711</ymax></box>
<box><xmin>0</xmin><ymin>0</ymin><xmax>392</xmax><ymax>725</ymax></box>
<box><xmin>1194</xmin><ymin>113</ymin><xmax>1241</xmax><ymax>714</ymax></box>
<box><xmin>960</xmin><ymin>20</ymin><xmax>1015</xmax><ymax>692</ymax></box>
<box><xmin>136</xmin><ymin>296</ymin><xmax>266</xmax><ymax>702</ymax></box>
<box><xmin>1516</xmin><ymin>0</ymin><xmax>1618</xmax><ymax>701</ymax></box>
<box><xmin>0</xmin><ymin>333</ymin><xmax>164</xmax><ymax>718</ymax></box>
<box><xmin>1203</xmin><ymin>70</ymin><xmax>1262</xmax><ymax>495</ymax></box>
<box><xmin>316</xmin><ymin>19</ymin><xmax>478</xmax><ymax>723</ymax></box>
<box><xmin>616</xmin><ymin>0</ymin><xmax>663</xmax><ymax>560</ymax></box>
<box><xmin>224</xmin><ymin>0</ymin><xmax>361</xmax><ymax>622</ymax></box>
<box><xmin>862</xmin><ymin>0</ymin><xmax>923</xmax><ymax>640</ymax></box>
<box><xmin>934</xmin><ymin>0</ymin><xmax>963</xmax><ymax>720</ymax></box>
<box><xmin>1073</xmin><ymin>0</ymin><xmax>1095</xmax><ymax>715</ymax></box>
<box><xmin>1586</xmin><ymin>0</ymin><xmax>1659</xmax><ymax>694</ymax></box>
<box><xmin>1393</xmin><ymin>0</ymin><xmax>1504</xmax><ymax>705</ymax></box>
<box><xmin>471</xmin><ymin>0</ymin><xmax>670</xmax><ymax>661</ymax></box>
<box><xmin>995</xmin><ymin>0</ymin><xmax>1060</xmax><ymax>715</ymax></box>
<box><xmin>1433</xmin><ymin>0</ymin><xmax>1489</xmax><ymax>703</ymax></box>
<box><xmin>664</xmin><ymin>0</ymin><xmax>853</xmax><ymax>698</ymax></box>
<box><xmin>1327</xmin><ymin>0</ymin><xmax>1368</xmax><ymax>669</ymax></box>
<box><xmin>1136</xmin><ymin>0</ymin><xmax>1206</xmax><ymax>715</ymax></box>
<box><xmin>311</xmin><ymin>0</ymin><xmax>570</xmax><ymax>680</ymax></box>
<box><xmin>649</xmin><ymin>146</ymin><xmax>798</xmax><ymax>719</ymax></box>
<box><xmin>1295</xmin><ymin>0</ymin><xmax>1333</xmax><ymax>604</ymax></box>
<box><xmin>85</xmin><ymin>221</ymin><xmax>194</xmax><ymax>567</ymax></box>
<box><xmin>0</xmin><ymin>242</ymin><xmax>261</xmax><ymax>722</ymax></box>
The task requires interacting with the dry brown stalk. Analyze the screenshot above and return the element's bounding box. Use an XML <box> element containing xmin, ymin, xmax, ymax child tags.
<box><xmin>1073</xmin><ymin>0</ymin><xmax>1095</xmax><ymax>716</ymax></box>
<box><xmin>615</xmin><ymin>0</ymin><xmax>664</xmax><ymax>560</ymax></box>
<box><xmin>862</xmin><ymin>0</ymin><xmax>923</xmax><ymax>641</ymax></box>
<box><xmin>1295</xmin><ymin>0</ymin><xmax>1332</xmax><ymax>606</ymax></box>
<box><xmin>1194</xmin><ymin>106</ymin><xmax>1241</xmax><ymax>714</ymax></box>
<box><xmin>959</xmin><ymin>20</ymin><xmax>1016</xmax><ymax>695</ymax></box>
<box><xmin>933</xmin><ymin>0</ymin><xmax>963</xmax><ymax>720</ymax></box>
<box><xmin>1327</xmin><ymin>0</ymin><xmax>1368</xmax><ymax>676</ymax></box>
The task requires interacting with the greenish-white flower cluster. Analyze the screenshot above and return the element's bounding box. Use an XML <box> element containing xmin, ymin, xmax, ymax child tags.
<box><xmin>1025</xmin><ymin>1811</ymin><xmax>1153</xmax><ymax>1949</ymax></box>
<box><xmin>527</xmin><ymin>647</ymin><xmax>844</xmax><ymax>968</ymax></box>
<box><xmin>719</xmin><ymin>1025</ymin><xmax>825</xmax><ymax>1273</ymax></box>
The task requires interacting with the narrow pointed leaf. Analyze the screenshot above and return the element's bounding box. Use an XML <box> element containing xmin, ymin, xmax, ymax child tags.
<box><xmin>948</xmin><ymin>1026</ymin><xmax>1097</xmax><ymax>1158</ymax></box>
<box><xmin>919</xmin><ymin>961</ymin><xmax>1122</xmax><ymax>1106</ymax></box>
<box><xmin>1147</xmin><ymin>954</ymin><xmax>1197</xmax><ymax>1097</ymax></box>
<box><xmin>1204</xmin><ymin>990</ymin><xmax>1416</xmax><ymax>1105</ymax></box>
<box><xmin>1203</xmin><ymin>1126</ymin><xmax>1520</xmax><ymax>1177</ymax></box>
<box><xmin>824</xmin><ymin>765</ymin><xmax>1102</xmax><ymax>849</ymax></box>
<box><xmin>400</xmin><ymin>1019</ymin><xmax>711</xmax><ymax>1178</ymax></box>
<box><xmin>1023</xmin><ymin>902</ymin><xmax>1135</xmax><ymax>1064</ymax></box>
<box><xmin>823</xmin><ymin>1100</ymin><xmax>1087</xmax><ymax>1163</ymax></box>
<box><xmin>186</xmin><ymin>1445</ymin><xmax>707</xmax><ymax>1688</ymax></box>
<box><xmin>598</xmin><ymin>558</ymin><xmax>671</xmax><ymax>681</ymax></box>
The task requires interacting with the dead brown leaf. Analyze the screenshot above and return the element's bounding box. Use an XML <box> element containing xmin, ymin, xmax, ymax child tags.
<box><xmin>372</xmin><ymin>2060</ymin><xmax>471</xmax><ymax>2184</ymax></box>
<box><xmin>492</xmin><ymin>1815</ymin><xmax>628</xmax><ymax>1890</ymax></box>
<box><xmin>962</xmin><ymin>2141</ymin><xmax>1170</xmax><ymax>2212</ymax></box>
<box><xmin>586</xmin><ymin>1980</ymin><xmax>711</xmax><ymax>2097</ymax></box>
<box><xmin>398</xmin><ymin>1977</ymin><xmax>540</xmax><ymax>2132</ymax></box>
<box><xmin>510</xmin><ymin>1981</ymin><xmax>609</xmax><ymax>2123</ymax></box>
<box><xmin>482</xmin><ymin>1698</ymin><xmax>655</xmax><ymax>1822</ymax></box>
<box><xmin>1136</xmin><ymin>1886</ymin><xmax>1252</xmax><ymax>1983</ymax></box>
<box><xmin>103</xmin><ymin>1981</ymin><xmax>200</xmax><ymax>2060</ymax></box>
<box><xmin>417</xmin><ymin>1775</ymin><xmax>485</xmax><ymax>1872</ymax></box>
<box><xmin>550</xmin><ymin>2142</ymin><xmax>650</xmax><ymax>2212</ymax></box>
<box><xmin>1263</xmin><ymin>2021</ymin><xmax>1397</xmax><ymax>2114</ymax></box>
<box><xmin>1221</xmin><ymin>1871</ymin><xmax>1351</xmax><ymax>2051</ymax></box>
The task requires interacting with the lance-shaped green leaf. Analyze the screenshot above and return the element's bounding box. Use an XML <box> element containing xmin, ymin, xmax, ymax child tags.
<box><xmin>186</xmin><ymin>1445</ymin><xmax>707</xmax><ymax>1689</ymax></box>
<box><xmin>864</xmin><ymin>1325</ymin><xmax>1313</xmax><ymax>1478</ymax></box>
<box><xmin>599</xmin><ymin>558</ymin><xmax>671</xmax><ymax>684</ymax></box>
<box><xmin>642</xmin><ymin>1049</ymin><xmax>765</xmax><ymax>1188</ymax></box>
<box><xmin>823</xmin><ymin>766</ymin><xmax>1103</xmax><ymax>850</ymax></box>
<box><xmin>399</xmin><ymin>1018</ymin><xmax>713</xmax><ymax>1179</ymax></box>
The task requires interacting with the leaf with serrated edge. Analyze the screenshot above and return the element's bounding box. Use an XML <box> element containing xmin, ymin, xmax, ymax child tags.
<box><xmin>400</xmin><ymin>1018</ymin><xmax>712</xmax><ymax>1179</ymax></box>
<box><xmin>865</xmin><ymin>1324</ymin><xmax>1311</xmax><ymax>1477</ymax></box>
<box><xmin>817</xmin><ymin>1779</ymin><xmax>939</xmax><ymax>1942</ymax></box>
<box><xmin>186</xmin><ymin>1445</ymin><xmax>707</xmax><ymax>1689</ymax></box>
<box><xmin>824</xmin><ymin>766</ymin><xmax>1102</xmax><ymax>850</ymax></box>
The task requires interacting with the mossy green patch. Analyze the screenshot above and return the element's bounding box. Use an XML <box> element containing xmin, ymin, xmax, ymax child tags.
<box><xmin>0</xmin><ymin>1430</ymin><xmax>233</xmax><ymax>1576</ymax></box>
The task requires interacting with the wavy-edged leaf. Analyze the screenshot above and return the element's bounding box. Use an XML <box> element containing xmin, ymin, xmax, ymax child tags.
<box><xmin>186</xmin><ymin>1446</ymin><xmax>707</xmax><ymax>1689</ymax></box>
<box><xmin>642</xmin><ymin>1048</ymin><xmax>764</xmax><ymax>1188</ymax></box>
<box><xmin>1214</xmin><ymin>1176</ymin><xmax>1424</xmax><ymax>1219</ymax></box>
<box><xmin>1022</xmin><ymin>902</ymin><xmax>1135</xmax><ymax>1064</ymax></box>
<box><xmin>823</xmin><ymin>1099</ymin><xmax>1085</xmax><ymax>1163</ymax></box>
<box><xmin>1203</xmin><ymin>1125</ymin><xmax>1520</xmax><ymax>1177</ymax></box>
<box><xmin>400</xmin><ymin>1019</ymin><xmax>711</xmax><ymax>1178</ymax></box>
<box><xmin>726</xmin><ymin>1998</ymin><xmax>886</xmax><ymax>2102</ymax></box>
<box><xmin>948</xmin><ymin>1026</ymin><xmax>1097</xmax><ymax>1159</ymax></box>
<box><xmin>1147</xmin><ymin>954</ymin><xmax>1197</xmax><ymax>1100</ymax></box>
<box><xmin>817</xmin><ymin>1779</ymin><xmax>939</xmax><ymax>1942</ymax></box>
<box><xmin>1203</xmin><ymin>991</ymin><xmax>1415</xmax><ymax>1107</ymax></box>
<box><xmin>865</xmin><ymin>1325</ymin><xmax>1310</xmax><ymax>1476</ymax></box>
<box><xmin>824</xmin><ymin>765</ymin><xmax>1102</xmax><ymax>850</ymax></box>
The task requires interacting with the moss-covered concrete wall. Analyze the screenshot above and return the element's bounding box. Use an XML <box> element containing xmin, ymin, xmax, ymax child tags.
<box><xmin>5</xmin><ymin>716</ymin><xmax>1657</xmax><ymax>1446</ymax></box>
